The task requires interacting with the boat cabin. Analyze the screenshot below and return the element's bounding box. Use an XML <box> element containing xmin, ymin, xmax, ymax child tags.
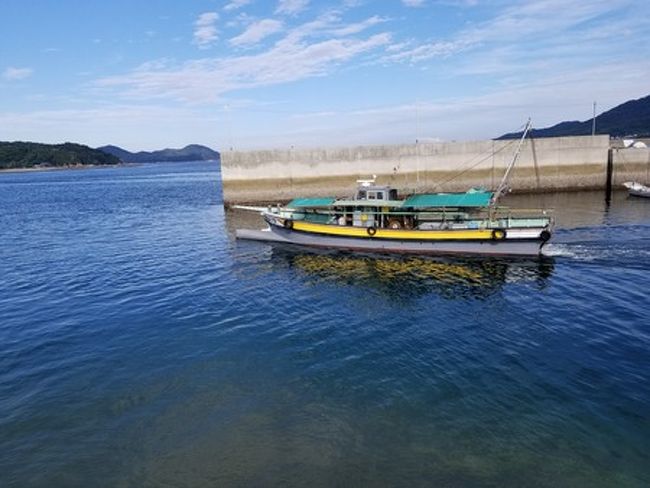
<box><xmin>355</xmin><ymin>183</ymin><xmax>398</xmax><ymax>202</ymax></box>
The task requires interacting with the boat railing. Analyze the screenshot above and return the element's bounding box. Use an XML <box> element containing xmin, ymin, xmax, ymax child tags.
<box><xmin>281</xmin><ymin>206</ymin><xmax>553</xmax><ymax>219</ymax></box>
<box><xmin>279</xmin><ymin>206</ymin><xmax>553</xmax><ymax>230</ymax></box>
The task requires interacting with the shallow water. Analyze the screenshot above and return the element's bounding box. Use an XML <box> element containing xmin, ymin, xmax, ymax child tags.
<box><xmin>1</xmin><ymin>162</ymin><xmax>649</xmax><ymax>487</ymax></box>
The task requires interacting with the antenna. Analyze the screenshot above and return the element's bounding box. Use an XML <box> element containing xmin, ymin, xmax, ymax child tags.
<box><xmin>592</xmin><ymin>101</ymin><xmax>597</xmax><ymax>136</ymax></box>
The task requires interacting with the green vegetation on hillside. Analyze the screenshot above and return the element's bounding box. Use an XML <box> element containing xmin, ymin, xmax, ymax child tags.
<box><xmin>499</xmin><ymin>94</ymin><xmax>650</xmax><ymax>139</ymax></box>
<box><xmin>97</xmin><ymin>144</ymin><xmax>220</xmax><ymax>163</ymax></box>
<box><xmin>0</xmin><ymin>141</ymin><xmax>121</xmax><ymax>170</ymax></box>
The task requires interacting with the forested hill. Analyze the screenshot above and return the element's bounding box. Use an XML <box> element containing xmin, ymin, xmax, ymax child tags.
<box><xmin>98</xmin><ymin>144</ymin><xmax>219</xmax><ymax>163</ymax></box>
<box><xmin>498</xmin><ymin>94</ymin><xmax>650</xmax><ymax>139</ymax></box>
<box><xmin>0</xmin><ymin>141</ymin><xmax>121</xmax><ymax>170</ymax></box>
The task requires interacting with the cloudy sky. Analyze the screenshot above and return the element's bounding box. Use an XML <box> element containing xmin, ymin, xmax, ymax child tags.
<box><xmin>1</xmin><ymin>0</ymin><xmax>648</xmax><ymax>151</ymax></box>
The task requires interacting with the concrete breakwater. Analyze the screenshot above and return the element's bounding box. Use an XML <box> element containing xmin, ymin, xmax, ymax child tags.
<box><xmin>221</xmin><ymin>135</ymin><xmax>650</xmax><ymax>204</ymax></box>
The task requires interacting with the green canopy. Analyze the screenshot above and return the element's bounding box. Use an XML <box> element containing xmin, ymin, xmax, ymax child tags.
<box><xmin>403</xmin><ymin>191</ymin><xmax>493</xmax><ymax>208</ymax></box>
<box><xmin>287</xmin><ymin>197</ymin><xmax>336</xmax><ymax>208</ymax></box>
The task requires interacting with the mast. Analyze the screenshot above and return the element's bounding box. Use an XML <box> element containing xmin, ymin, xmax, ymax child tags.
<box><xmin>491</xmin><ymin>118</ymin><xmax>531</xmax><ymax>206</ymax></box>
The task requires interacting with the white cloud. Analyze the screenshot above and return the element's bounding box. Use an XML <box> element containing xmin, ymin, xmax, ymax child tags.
<box><xmin>385</xmin><ymin>0</ymin><xmax>636</xmax><ymax>66</ymax></box>
<box><xmin>193</xmin><ymin>12</ymin><xmax>219</xmax><ymax>49</ymax></box>
<box><xmin>402</xmin><ymin>0</ymin><xmax>425</xmax><ymax>7</ymax></box>
<box><xmin>96</xmin><ymin>12</ymin><xmax>393</xmax><ymax>103</ymax></box>
<box><xmin>383</xmin><ymin>39</ymin><xmax>472</xmax><ymax>63</ymax></box>
<box><xmin>230</xmin><ymin>19</ymin><xmax>284</xmax><ymax>46</ymax></box>
<box><xmin>96</xmin><ymin>29</ymin><xmax>391</xmax><ymax>103</ymax></box>
<box><xmin>2</xmin><ymin>67</ymin><xmax>33</xmax><ymax>81</ymax></box>
<box><xmin>329</xmin><ymin>15</ymin><xmax>387</xmax><ymax>36</ymax></box>
<box><xmin>224</xmin><ymin>0</ymin><xmax>251</xmax><ymax>12</ymax></box>
<box><xmin>276</xmin><ymin>0</ymin><xmax>309</xmax><ymax>16</ymax></box>
<box><xmin>459</xmin><ymin>0</ymin><xmax>629</xmax><ymax>45</ymax></box>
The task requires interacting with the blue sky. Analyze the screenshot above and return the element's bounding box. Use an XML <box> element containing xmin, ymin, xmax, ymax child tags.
<box><xmin>1</xmin><ymin>0</ymin><xmax>648</xmax><ymax>151</ymax></box>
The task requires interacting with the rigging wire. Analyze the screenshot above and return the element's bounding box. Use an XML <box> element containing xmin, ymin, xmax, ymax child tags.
<box><xmin>431</xmin><ymin>137</ymin><xmax>519</xmax><ymax>190</ymax></box>
<box><xmin>392</xmin><ymin>126</ymin><xmax>528</xmax><ymax>193</ymax></box>
<box><xmin>397</xmin><ymin>120</ymin><xmax>531</xmax><ymax>192</ymax></box>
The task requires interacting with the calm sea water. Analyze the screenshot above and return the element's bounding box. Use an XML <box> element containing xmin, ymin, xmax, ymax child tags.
<box><xmin>1</xmin><ymin>161</ymin><xmax>649</xmax><ymax>487</ymax></box>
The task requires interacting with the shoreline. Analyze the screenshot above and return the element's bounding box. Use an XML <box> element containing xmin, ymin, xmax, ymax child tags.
<box><xmin>0</xmin><ymin>163</ymin><xmax>133</xmax><ymax>174</ymax></box>
<box><xmin>0</xmin><ymin>160</ymin><xmax>219</xmax><ymax>174</ymax></box>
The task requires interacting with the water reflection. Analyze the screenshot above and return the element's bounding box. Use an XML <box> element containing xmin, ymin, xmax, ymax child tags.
<box><xmin>267</xmin><ymin>247</ymin><xmax>554</xmax><ymax>300</ymax></box>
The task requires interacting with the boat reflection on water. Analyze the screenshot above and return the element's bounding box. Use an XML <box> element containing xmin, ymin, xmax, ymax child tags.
<box><xmin>265</xmin><ymin>246</ymin><xmax>554</xmax><ymax>300</ymax></box>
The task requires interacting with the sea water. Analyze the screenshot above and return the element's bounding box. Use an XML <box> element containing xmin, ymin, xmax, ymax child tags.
<box><xmin>1</xmin><ymin>162</ymin><xmax>649</xmax><ymax>487</ymax></box>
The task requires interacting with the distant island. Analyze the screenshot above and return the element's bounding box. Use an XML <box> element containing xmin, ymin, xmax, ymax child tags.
<box><xmin>0</xmin><ymin>141</ymin><xmax>120</xmax><ymax>170</ymax></box>
<box><xmin>98</xmin><ymin>144</ymin><xmax>220</xmax><ymax>163</ymax></box>
<box><xmin>0</xmin><ymin>142</ymin><xmax>220</xmax><ymax>170</ymax></box>
<box><xmin>499</xmin><ymin>94</ymin><xmax>650</xmax><ymax>139</ymax></box>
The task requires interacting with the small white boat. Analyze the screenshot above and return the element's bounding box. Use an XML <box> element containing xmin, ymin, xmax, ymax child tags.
<box><xmin>623</xmin><ymin>181</ymin><xmax>650</xmax><ymax>198</ymax></box>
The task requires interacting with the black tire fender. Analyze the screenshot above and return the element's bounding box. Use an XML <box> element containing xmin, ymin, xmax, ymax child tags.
<box><xmin>540</xmin><ymin>230</ymin><xmax>551</xmax><ymax>242</ymax></box>
<box><xmin>367</xmin><ymin>226</ymin><xmax>377</xmax><ymax>236</ymax></box>
<box><xmin>283</xmin><ymin>218</ymin><xmax>293</xmax><ymax>230</ymax></box>
<box><xmin>491</xmin><ymin>229</ymin><xmax>506</xmax><ymax>240</ymax></box>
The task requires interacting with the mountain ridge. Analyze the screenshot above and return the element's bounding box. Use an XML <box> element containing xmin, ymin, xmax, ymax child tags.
<box><xmin>498</xmin><ymin>94</ymin><xmax>650</xmax><ymax>139</ymax></box>
<box><xmin>0</xmin><ymin>141</ymin><xmax>120</xmax><ymax>170</ymax></box>
<box><xmin>98</xmin><ymin>144</ymin><xmax>220</xmax><ymax>163</ymax></box>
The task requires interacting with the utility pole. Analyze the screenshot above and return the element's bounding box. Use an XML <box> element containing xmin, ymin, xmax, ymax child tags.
<box><xmin>592</xmin><ymin>101</ymin><xmax>597</xmax><ymax>136</ymax></box>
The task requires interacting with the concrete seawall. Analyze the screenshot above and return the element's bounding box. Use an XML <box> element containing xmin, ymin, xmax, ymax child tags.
<box><xmin>221</xmin><ymin>135</ymin><xmax>650</xmax><ymax>204</ymax></box>
<box><xmin>612</xmin><ymin>146</ymin><xmax>650</xmax><ymax>187</ymax></box>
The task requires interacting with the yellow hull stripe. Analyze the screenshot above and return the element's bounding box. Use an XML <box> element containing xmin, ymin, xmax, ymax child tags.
<box><xmin>291</xmin><ymin>221</ymin><xmax>495</xmax><ymax>240</ymax></box>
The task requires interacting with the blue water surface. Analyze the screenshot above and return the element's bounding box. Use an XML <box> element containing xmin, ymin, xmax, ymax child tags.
<box><xmin>1</xmin><ymin>162</ymin><xmax>649</xmax><ymax>487</ymax></box>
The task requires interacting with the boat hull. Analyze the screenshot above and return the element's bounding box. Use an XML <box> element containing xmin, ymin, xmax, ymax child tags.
<box><xmin>236</xmin><ymin>226</ymin><xmax>548</xmax><ymax>256</ymax></box>
<box><xmin>628</xmin><ymin>189</ymin><xmax>650</xmax><ymax>198</ymax></box>
<box><xmin>623</xmin><ymin>181</ymin><xmax>650</xmax><ymax>198</ymax></box>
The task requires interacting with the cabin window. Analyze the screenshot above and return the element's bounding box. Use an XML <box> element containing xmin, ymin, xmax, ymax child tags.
<box><xmin>368</xmin><ymin>192</ymin><xmax>376</xmax><ymax>200</ymax></box>
<box><xmin>389</xmin><ymin>189</ymin><xmax>398</xmax><ymax>200</ymax></box>
<box><xmin>376</xmin><ymin>192</ymin><xmax>384</xmax><ymax>200</ymax></box>
<box><xmin>358</xmin><ymin>190</ymin><xmax>366</xmax><ymax>199</ymax></box>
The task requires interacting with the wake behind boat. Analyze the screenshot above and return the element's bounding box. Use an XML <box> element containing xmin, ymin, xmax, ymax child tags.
<box><xmin>235</xmin><ymin>121</ymin><xmax>555</xmax><ymax>257</ymax></box>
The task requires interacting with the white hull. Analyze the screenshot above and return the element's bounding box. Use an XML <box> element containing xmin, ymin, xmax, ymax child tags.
<box><xmin>237</xmin><ymin>226</ymin><xmax>548</xmax><ymax>256</ymax></box>
<box><xmin>623</xmin><ymin>181</ymin><xmax>650</xmax><ymax>198</ymax></box>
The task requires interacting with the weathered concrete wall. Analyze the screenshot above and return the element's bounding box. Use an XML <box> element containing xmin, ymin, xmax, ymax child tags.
<box><xmin>612</xmin><ymin>147</ymin><xmax>650</xmax><ymax>186</ymax></box>
<box><xmin>221</xmin><ymin>135</ymin><xmax>611</xmax><ymax>204</ymax></box>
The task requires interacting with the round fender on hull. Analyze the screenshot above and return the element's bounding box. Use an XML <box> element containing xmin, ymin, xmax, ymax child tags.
<box><xmin>367</xmin><ymin>226</ymin><xmax>377</xmax><ymax>236</ymax></box>
<box><xmin>491</xmin><ymin>229</ymin><xmax>507</xmax><ymax>240</ymax></box>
